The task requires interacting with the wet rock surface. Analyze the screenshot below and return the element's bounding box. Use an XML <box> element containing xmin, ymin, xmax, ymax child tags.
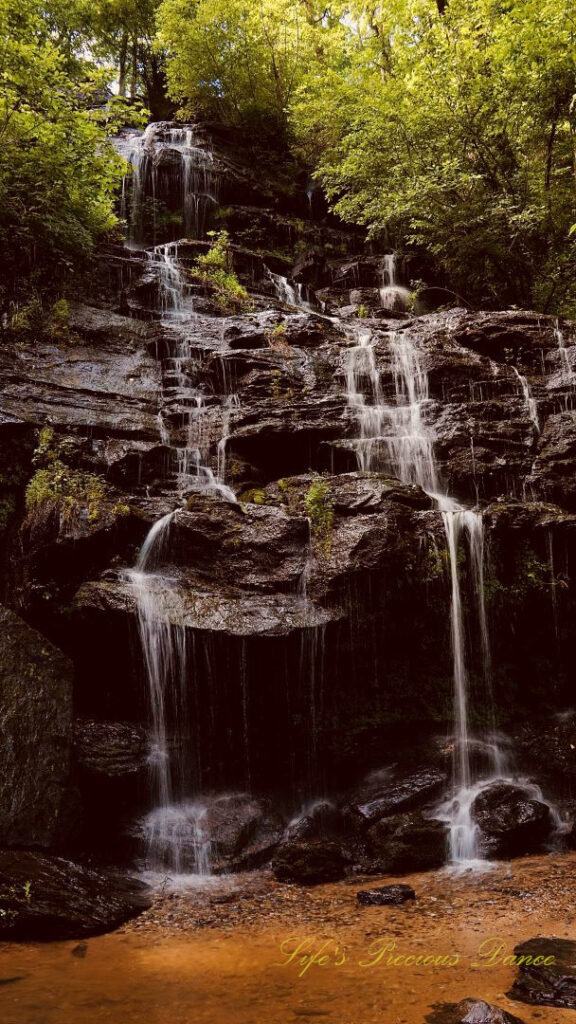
<box><xmin>508</xmin><ymin>937</ymin><xmax>576</xmax><ymax>1009</ymax></box>
<box><xmin>0</xmin><ymin>606</ymin><xmax>74</xmax><ymax>849</ymax></box>
<box><xmin>471</xmin><ymin>784</ymin><xmax>555</xmax><ymax>859</ymax></box>
<box><xmin>74</xmin><ymin>720</ymin><xmax>149</xmax><ymax>777</ymax></box>
<box><xmin>0</xmin><ymin>850</ymin><xmax>150</xmax><ymax>940</ymax></box>
<box><xmin>272</xmin><ymin>839</ymin><xmax>347</xmax><ymax>885</ymax></box>
<box><xmin>364</xmin><ymin>812</ymin><xmax>448</xmax><ymax>874</ymax></box>
<box><xmin>2</xmin><ymin>122</ymin><xmax>576</xmax><ymax>878</ymax></box>
<box><xmin>356</xmin><ymin>882</ymin><xmax>415</xmax><ymax>905</ymax></box>
<box><xmin>426</xmin><ymin>998</ymin><xmax>526</xmax><ymax>1023</ymax></box>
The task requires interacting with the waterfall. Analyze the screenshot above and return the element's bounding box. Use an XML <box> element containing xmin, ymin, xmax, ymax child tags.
<box><xmin>511</xmin><ymin>366</ymin><xmax>540</xmax><ymax>433</ymax></box>
<box><xmin>267</xmin><ymin>268</ymin><xmax>316</xmax><ymax>311</ymax></box>
<box><xmin>146</xmin><ymin>243</ymin><xmax>189</xmax><ymax>318</ymax></box>
<box><xmin>344</xmin><ymin>324</ymin><xmax>504</xmax><ymax>864</ymax></box>
<box><xmin>379</xmin><ymin>254</ymin><xmax>411</xmax><ymax>312</ymax></box>
<box><xmin>554</xmin><ymin>321</ymin><xmax>574</xmax><ymax>383</ymax></box>
<box><xmin>124</xmin><ymin>194</ymin><xmax>238</xmax><ymax>875</ymax></box>
<box><xmin>126</xmin><ymin>514</ymin><xmax>213</xmax><ymax>874</ymax></box>
<box><xmin>115</xmin><ymin>123</ymin><xmax>221</xmax><ymax>245</ymax></box>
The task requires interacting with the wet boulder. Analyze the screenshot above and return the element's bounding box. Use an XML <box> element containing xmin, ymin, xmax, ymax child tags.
<box><xmin>286</xmin><ymin>801</ymin><xmax>346</xmax><ymax>842</ymax></box>
<box><xmin>471</xmin><ymin>783</ymin><xmax>554</xmax><ymax>858</ymax></box>
<box><xmin>365</xmin><ymin>812</ymin><xmax>447</xmax><ymax>874</ymax></box>
<box><xmin>508</xmin><ymin>938</ymin><xmax>576</xmax><ymax>1010</ymax></box>
<box><xmin>426</xmin><ymin>998</ymin><xmax>526</xmax><ymax>1023</ymax></box>
<box><xmin>272</xmin><ymin>839</ymin><xmax>347</xmax><ymax>885</ymax></box>
<box><xmin>0</xmin><ymin>606</ymin><xmax>74</xmax><ymax>849</ymax></box>
<box><xmin>0</xmin><ymin>850</ymin><xmax>150</xmax><ymax>940</ymax></box>
<box><xmin>203</xmin><ymin>794</ymin><xmax>285</xmax><ymax>872</ymax></box>
<box><xmin>345</xmin><ymin>765</ymin><xmax>447</xmax><ymax>825</ymax></box>
<box><xmin>356</xmin><ymin>883</ymin><xmax>415</xmax><ymax>906</ymax></box>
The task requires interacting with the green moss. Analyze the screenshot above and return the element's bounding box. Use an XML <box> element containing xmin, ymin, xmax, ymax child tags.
<box><xmin>50</xmin><ymin>298</ymin><xmax>69</xmax><ymax>338</ymax></box>
<box><xmin>304</xmin><ymin>478</ymin><xmax>334</xmax><ymax>555</ymax></box>
<box><xmin>111</xmin><ymin>502</ymin><xmax>132</xmax><ymax>518</ymax></box>
<box><xmin>239</xmin><ymin>488</ymin><xmax>267</xmax><ymax>505</ymax></box>
<box><xmin>266</xmin><ymin>321</ymin><xmax>289</xmax><ymax>351</ymax></box>
<box><xmin>26</xmin><ymin>461</ymin><xmax>106</xmax><ymax>527</ymax></box>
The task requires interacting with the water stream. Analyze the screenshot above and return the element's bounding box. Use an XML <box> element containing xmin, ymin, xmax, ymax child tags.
<box><xmin>343</xmin><ymin>324</ymin><xmax>508</xmax><ymax>864</ymax></box>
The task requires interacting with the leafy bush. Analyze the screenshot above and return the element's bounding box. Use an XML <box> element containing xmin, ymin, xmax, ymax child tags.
<box><xmin>191</xmin><ymin>231</ymin><xmax>251</xmax><ymax>312</ymax></box>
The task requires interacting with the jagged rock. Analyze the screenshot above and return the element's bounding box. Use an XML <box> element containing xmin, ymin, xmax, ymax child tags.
<box><xmin>365</xmin><ymin>812</ymin><xmax>448</xmax><ymax>874</ymax></box>
<box><xmin>0</xmin><ymin>606</ymin><xmax>74</xmax><ymax>849</ymax></box>
<box><xmin>0</xmin><ymin>305</ymin><xmax>161</xmax><ymax>437</ymax></box>
<box><xmin>286</xmin><ymin>802</ymin><xmax>345</xmax><ymax>842</ymax></box>
<box><xmin>426</xmin><ymin>998</ymin><xmax>526</xmax><ymax>1023</ymax></box>
<box><xmin>471</xmin><ymin>783</ymin><xmax>554</xmax><ymax>858</ymax></box>
<box><xmin>272</xmin><ymin>839</ymin><xmax>347</xmax><ymax>885</ymax></box>
<box><xmin>508</xmin><ymin>938</ymin><xmax>576</xmax><ymax>1009</ymax></box>
<box><xmin>356</xmin><ymin>883</ymin><xmax>415</xmax><ymax>906</ymax></box>
<box><xmin>345</xmin><ymin>765</ymin><xmax>448</xmax><ymax>825</ymax></box>
<box><xmin>201</xmin><ymin>794</ymin><xmax>282</xmax><ymax>862</ymax></box>
<box><xmin>0</xmin><ymin>850</ymin><xmax>150</xmax><ymax>940</ymax></box>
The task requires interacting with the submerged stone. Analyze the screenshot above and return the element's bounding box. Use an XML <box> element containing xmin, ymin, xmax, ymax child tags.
<box><xmin>356</xmin><ymin>883</ymin><xmax>415</xmax><ymax>906</ymax></box>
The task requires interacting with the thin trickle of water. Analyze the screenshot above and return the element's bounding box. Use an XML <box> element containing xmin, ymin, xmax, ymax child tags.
<box><xmin>554</xmin><ymin>321</ymin><xmax>573</xmax><ymax>383</ymax></box>
<box><xmin>217</xmin><ymin>394</ymin><xmax>240</xmax><ymax>484</ymax></box>
<box><xmin>512</xmin><ymin>366</ymin><xmax>539</xmax><ymax>433</ymax></box>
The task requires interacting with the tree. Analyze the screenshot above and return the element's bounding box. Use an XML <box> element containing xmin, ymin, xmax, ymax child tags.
<box><xmin>0</xmin><ymin>0</ymin><xmax>125</xmax><ymax>308</ymax></box>
<box><xmin>89</xmin><ymin>0</ymin><xmax>172</xmax><ymax>118</ymax></box>
<box><xmin>156</xmin><ymin>0</ymin><xmax>339</xmax><ymax>137</ymax></box>
<box><xmin>290</xmin><ymin>0</ymin><xmax>576</xmax><ymax>312</ymax></box>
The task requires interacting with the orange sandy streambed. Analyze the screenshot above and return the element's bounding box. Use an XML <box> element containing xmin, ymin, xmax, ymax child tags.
<box><xmin>1</xmin><ymin>852</ymin><xmax>576</xmax><ymax>1023</ymax></box>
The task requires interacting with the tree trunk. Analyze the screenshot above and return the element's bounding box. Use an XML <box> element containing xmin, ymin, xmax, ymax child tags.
<box><xmin>118</xmin><ymin>32</ymin><xmax>128</xmax><ymax>97</ymax></box>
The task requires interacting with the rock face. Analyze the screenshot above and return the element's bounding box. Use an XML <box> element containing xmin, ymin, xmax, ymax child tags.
<box><xmin>508</xmin><ymin>938</ymin><xmax>576</xmax><ymax>1010</ymax></box>
<box><xmin>2</xmin><ymin>119</ymin><xmax>576</xmax><ymax>874</ymax></box>
<box><xmin>471</xmin><ymin>784</ymin><xmax>555</xmax><ymax>858</ymax></box>
<box><xmin>0</xmin><ymin>606</ymin><xmax>74</xmax><ymax>849</ymax></box>
<box><xmin>0</xmin><ymin>850</ymin><xmax>150</xmax><ymax>940</ymax></box>
<box><xmin>200</xmin><ymin>794</ymin><xmax>284</xmax><ymax>873</ymax></box>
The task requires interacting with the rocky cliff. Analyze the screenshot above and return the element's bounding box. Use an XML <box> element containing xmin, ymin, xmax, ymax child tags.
<box><xmin>1</xmin><ymin>122</ymin><xmax>576</xmax><ymax>897</ymax></box>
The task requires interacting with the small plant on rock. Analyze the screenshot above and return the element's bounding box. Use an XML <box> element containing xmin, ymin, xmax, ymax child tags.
<box><xmin>191</xmin><ymin>230</ymin><xmax>251</xmax><ymax>313</ymax></box>
<box><xmin>305</xmin><ymin>477</ymin><xmax>334</xmax><ymax>556</ymax></box>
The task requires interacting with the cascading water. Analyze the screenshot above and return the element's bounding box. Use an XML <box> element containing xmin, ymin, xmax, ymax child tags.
<box><xmin>122</xmin><ymin>127</ymin><xmax>238</xmax><ymax>874</ymax></box>
<box><xmin>343</xmin><ymin>324</ymin><xmax>512</xmax><ymax>864</ymax></box>
<box><xmin>512</xmin><ymin>366</ymin><xmax>540</xmax><ymax>433</ymax></box>
<box><xmin>379</xmin><ymin>254</ymin><xmax>411</xmax><ymax>312</ymax></box>
<box><xmin>267</xmin><ymin>268</ymin><xmax>316</xmax><ymax>311</ymax></box>
<box><xmin>115</xmin><ymin>122</ymin><xmax>221</xmax><ymax>245</ymax></box>
<box><xmin>146</xmin><ymin>242</ymin><xmax>190</xmax><ymax>318</ymax></box>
